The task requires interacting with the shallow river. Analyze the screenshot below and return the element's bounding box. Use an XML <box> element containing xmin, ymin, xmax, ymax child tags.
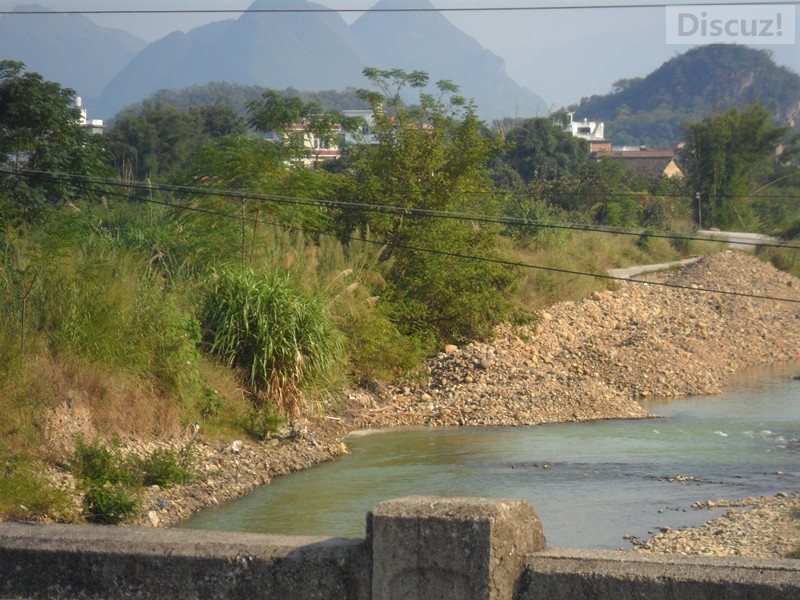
<box><xmin>180</xmin><ymin>362</ymin><xmax>800</xmax><ymax>549</ymax></box>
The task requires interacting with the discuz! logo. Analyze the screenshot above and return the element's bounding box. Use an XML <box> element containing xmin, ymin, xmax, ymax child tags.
<box><xmin>666</xmin><ymin>4</ymin><xmax>795</xmax><ymax>44</ymax></box>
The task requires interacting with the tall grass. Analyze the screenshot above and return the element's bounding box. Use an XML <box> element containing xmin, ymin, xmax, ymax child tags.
<box><xmin>201</xmin><ymin>266</ymin><xmax>345</xmax><ymax>418</ymax></box>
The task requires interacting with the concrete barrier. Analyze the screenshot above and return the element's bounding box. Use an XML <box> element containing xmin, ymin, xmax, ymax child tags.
<box><xmin>1</xmin><ymin>496</ymin><xmax>798</xmax><ymax>600</ymax></box>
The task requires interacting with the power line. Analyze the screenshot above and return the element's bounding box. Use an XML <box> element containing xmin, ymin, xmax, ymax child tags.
<box><xmin>21</xmin><ymin>169</ymin><xmax>800</xmax><ymax>305</ymax></box>
<box><xmin>7</xmin><ymin>168</ymin><xmax>799</xmax><ymax>251</ymax></box>
<box><xmin>2</xmin><ymin>2</ymin><xmax>797</xmax><ymax>16</ymax></box>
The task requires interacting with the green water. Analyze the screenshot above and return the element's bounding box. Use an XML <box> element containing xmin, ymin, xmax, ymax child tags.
<box><xmin>180</xmin><ymin>362</ymin><xmax>799</xmax><ymax>549</ymax></box>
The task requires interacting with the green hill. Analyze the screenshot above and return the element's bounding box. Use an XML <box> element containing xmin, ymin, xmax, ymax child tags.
<box><xmin>573</xmin><ymin>44</ymin><xmax>800</xmax><ymax>148</ymax></box>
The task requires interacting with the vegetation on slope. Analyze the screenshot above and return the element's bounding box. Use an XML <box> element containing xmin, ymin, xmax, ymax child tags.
<box><xmin>573</xmin><ymin>44</ymin><xmax>800</xmax><ymax>148</ymax></box>
<box><xmin>1</xmin><ymin>60</ymin><xmax>798</xmax><ymax>523</ymax></box>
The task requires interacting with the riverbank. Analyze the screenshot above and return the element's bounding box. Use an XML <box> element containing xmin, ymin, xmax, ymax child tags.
<box><xmin>56</xmin><ymin>251</ymin><xmax>800</xmax><ymax>556</ymax></box>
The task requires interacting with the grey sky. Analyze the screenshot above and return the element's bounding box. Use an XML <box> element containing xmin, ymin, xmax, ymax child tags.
<box><xmin>3</xmin><ymin>0</ymin><xmax>798</xmax><ymax>108</ymax></box>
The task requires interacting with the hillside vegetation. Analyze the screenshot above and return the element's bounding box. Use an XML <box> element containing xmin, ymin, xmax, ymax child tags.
<box><xmin>573</xmin><ymin>45</ymin><xmax>800</xmax><ymax>148</ymax></box>
<box><xmin>0</xmin><ymin>61</ymin><xmax>798</xmax><ymax>524</ymax></box>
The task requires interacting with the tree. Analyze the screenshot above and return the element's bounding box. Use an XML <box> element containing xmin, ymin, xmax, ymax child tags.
<box><xmin>501</xmin><ymin>117</ymin><xmax>589</xmax><ymax>183</ymax></box>
<box><xmin>246</xmin><ymin>90</ymin><xmax>361</xmax><ymax>167</ymax></box>
<box><xmin>334</xmin><ymin>68</ymin><xmax>521</xmax><ymax>345</ymax></box>
<box><xmin>681</xmin><ymin>103</ymin><xmax>787</xmax><ymax>229</ymax></box>
<box><xmin>104</xmin><ymin>100</ymin><xmax>245</xmax><ymax>182</ymax></box>
<box><xmin>0</xmin><ymin>60</ymin><xmax>108</xmax><ymax>220</ymax></box>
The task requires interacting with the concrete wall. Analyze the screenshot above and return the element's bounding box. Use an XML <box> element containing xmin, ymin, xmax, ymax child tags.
<box><xmin>1</xmin><ymin>496</ymin><xmax>798</xmax><ymax>600</ymax></box>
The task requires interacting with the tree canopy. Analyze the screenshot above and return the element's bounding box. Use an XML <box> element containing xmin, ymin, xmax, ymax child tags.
<box><xmin>334</xmin><ymin>67</ymin><xmax>521</xmax><ymax>344</ymax></box>
<box><xmin>680</xmin><ymin>103</ymin><xmax>788</xmax><ymax>229</ymax></box>
<box><xmin>0</xmin><ymin>60</ymin><xmax>108</xmax><ymax>220</ymax></box>
<box><xmin>501</xmin><ymin>117</ymin><xmax>589</xmax><ymax>183</ymax></box>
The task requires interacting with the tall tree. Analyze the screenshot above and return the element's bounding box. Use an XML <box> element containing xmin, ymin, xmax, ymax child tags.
<box><xmin>105</xmin><ymin>100</ymin><xmax>245</xmax><ymax>182</ymax></box>
<box><xmin>334</xmin><ymin>68</ymin><xmax>520</xmax><ymax>345</ymax></box>
<box><xmin>680</xmin><ymin>103</ymin><xmax>787</xmax><ymax>229</ymax></box>
<box><xmin>501</xmin><ymin>117</ymin><xmax>589</xmax><ymax>183</ymax></box>
<box><xmin>246</xmin><ymin>90</ymin><xmax>360</xmax><ymax>167</ymax></box>
<box><xmin>0</xmin><ymin>60</ymin><xmax>107</xmax><ymax>221</ymax></box>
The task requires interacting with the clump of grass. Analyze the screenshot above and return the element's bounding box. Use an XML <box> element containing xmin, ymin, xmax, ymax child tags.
<box><xmin>0</xmin><ymin>455</ymin><xmax>79</xmax><ymax>522</ymax></box>
<box><xmin>201</xmin><ymin>266</ymin><xmax>344</xmax><ymax>418</ymax></box>
<box><xmin>83</xmin><ymin>483</ymin><xmax>139</xmax><ymax>525</ymax></box>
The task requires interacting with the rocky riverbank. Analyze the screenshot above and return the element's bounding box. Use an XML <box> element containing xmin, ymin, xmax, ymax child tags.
<box><xmin>60</xmin><ymin>251</ymin><xmax>800</xmax><ymax>556</ymax></box>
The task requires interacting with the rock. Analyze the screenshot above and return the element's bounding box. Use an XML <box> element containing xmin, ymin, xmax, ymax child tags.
<box><xmin>226</xmin><ymin>440</ymin><xmax>243</xmax><ymax>453</ymax></box>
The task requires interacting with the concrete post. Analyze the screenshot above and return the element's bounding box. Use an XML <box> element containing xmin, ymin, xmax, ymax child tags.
<box><xmin>368</xmin><ymin>496</ymin><xmax>546</xmax><ymax>600</ymax></box>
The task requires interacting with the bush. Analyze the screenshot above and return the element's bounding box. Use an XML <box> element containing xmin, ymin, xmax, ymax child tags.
<box><xmin>135</xmin><ymin>445</ymin><xmax>196</xmax><ymax>487</ymax></box>
<box><xmin>83</xmin><ymin>483</ymin><xmax>139</xmax><ymax>524</ymax></box>
<box><xmin>201</xmin><ymin>267</ymin><xmax>344</xmax><ymax>417</ymax></box>
<box><xmin>69</xmin><ymin>436</ymin><xmax>126</xmax><ymax>485</ymax></box>
<box><xmin>68</xmin><ymin>435</ymin><xmax>196</xmax><ymax>523</ymax></box>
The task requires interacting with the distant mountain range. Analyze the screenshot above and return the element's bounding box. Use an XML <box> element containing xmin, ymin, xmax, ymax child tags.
<box><xmin>0</xmin><ymin>4</ymin><xmax>146</xmax><ymax>99</ymax></box>
<box><xmin>0</xmin><ymin>0</ymin><xmax>547</xmax><ymax>122</ymax></box>
<box><xmin>573</xmin><ymin>44</ymin><xmax>800</xmax><ymax>148</ymax></box>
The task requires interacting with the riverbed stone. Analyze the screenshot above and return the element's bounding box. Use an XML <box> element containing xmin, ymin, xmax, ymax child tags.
<box><xmin>368</xmin><ymin>496</ymin><xmax>545</xmax><ymax>600</ymax></box>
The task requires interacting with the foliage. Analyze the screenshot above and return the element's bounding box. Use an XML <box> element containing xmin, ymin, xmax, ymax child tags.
<box><xmin>0</xmin><ymin>455</ymin><xmax>78</xmax><ymax>521</ymax></box>
<box><xmin>333</xmin><ymin>68</ymin><xmax>521</xmax><ymax>343</ymax></box>
<box><xmin>69</xmin><ymin>435</ymin><xmax>195</xmax><ymax>523</ymax></box>
<box><xmin>0</xmin><ymin>60</ymin><xmax>109</xmax><ymax>221</ymax></box>
<box><xmin>681</xmin><ymin>103</ymin><xmax>788</xmax><ymax>229</ymax></box>
<box><xmin>82</xmin><ymin>483</ymin><xmax>139</xmax><ymax>524</ymax></box>
<box><xmin>128</xmin><ymin>83</ymin><xmax>370</xmax><ymax>121</ymax></box>
<box><xmin>0</xmin><ymin>227</ymin><xmax>203</xmax><ymax>400</ymax></box>
<box><xmin>201</xmin><ymin>267</ymin><xmax>345</xmax><ymax>417</ymax></box>
<box><xmin>246</xmin><ymin>90</ymin><xmax>363</xmax><ymax>166</ymax></box>
<box><xmin>499</xmin><ymin>117</ymin><xmax>589</xmax><ymax>182</ymax></box>
<box><xmin>104</xmin><ymin>100</ymin><xmax>245</xmax><ymax>182</ymax></box>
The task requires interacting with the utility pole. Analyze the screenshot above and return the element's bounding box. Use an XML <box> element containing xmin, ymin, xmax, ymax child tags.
<box><xmin>695</xmin><ymin>192</ymin><xmax>702</xmax><ymax>229</ymax></box>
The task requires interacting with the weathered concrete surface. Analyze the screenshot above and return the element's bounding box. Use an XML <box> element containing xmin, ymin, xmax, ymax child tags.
<box><xmin>0</xmin><ymin>522</ymin><xmax>370</xmax><ymax>600</ymax></box>
<box><xmin>368</xmin><ymin>496</ymin><xmax>545</xmax><ymax>600</ymax></box>
<box><xmin>2</xmin><ymin>497</ymin><xmax>799</xmax><ymax>600</ymax></box>
<box><xmin>520</xmin><ymin>549</ymin><xmax>800</xmax><ymax>600</ymax></box>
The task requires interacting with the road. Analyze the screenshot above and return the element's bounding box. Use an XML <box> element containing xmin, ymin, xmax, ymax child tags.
<box><xmin>696</xmin><ymin>230</ymin><xmax>777</xmax><ymax>250</ymax></box>
<box><xmin>608</xmin><ymin>230</ymin><xmax>779</xmax><ymax>279</ymax></box>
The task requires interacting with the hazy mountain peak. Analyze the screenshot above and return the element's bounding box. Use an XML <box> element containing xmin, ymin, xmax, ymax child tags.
<box><xmin>352</xmin><ymin>0</ymin><xmax>546</xmax><ymax>119</ymax></box>
<box><xmin>0</xmin><ymin>4</ymin><xmax>146</xmax><ymax>97</ymax></box>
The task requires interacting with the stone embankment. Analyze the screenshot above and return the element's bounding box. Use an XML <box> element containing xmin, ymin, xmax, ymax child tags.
<box><xmin>109</xmin><ymin>252</ymin><xmax>800</xmax><ymax>555</ymax></box>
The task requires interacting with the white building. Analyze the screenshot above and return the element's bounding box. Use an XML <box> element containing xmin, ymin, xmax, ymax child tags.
<box><xmin>75</xmin><ymin>97</ymin><xmax>104</xmax><ymax>135</ymax></box>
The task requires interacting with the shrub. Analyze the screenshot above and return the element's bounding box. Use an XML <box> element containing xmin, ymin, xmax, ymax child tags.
<box><xmin>83</xmin><ymin>483</ymin><xmax>139</xmax><ymax>524</ymax></box>
<box><xmin>134</xmin><ymin>445</ymin><xmax>196</xmax><ymax>487</ymax></box>
<box><xmin>69</xmin><ymin>435</ymin><xmax>125</xmax><ymax>485</ymax></box>
<box><xmin>201</xmin><ymin>267</ymin><xmax>344</xmax><ymax>417</ymax></box>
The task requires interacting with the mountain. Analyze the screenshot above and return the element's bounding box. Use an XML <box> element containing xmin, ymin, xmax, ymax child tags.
<box><xmin>573</xmin><ymin>44</ymin><xmax>800</xmax><ymax>148</ymax></box>
<box><xmin>0</xmin><ymin>4</ymin><xmax>146</xmax><ymax>98</ymax></box>
<box><xmin>351</xmin><ymin>0</ymin><xmax>546</xmax><ymax>120</ymax></box>
<box><xmin>94</xmin><ymin>0</ymin><xmax>377</xmax><ymax>119</ymax></box>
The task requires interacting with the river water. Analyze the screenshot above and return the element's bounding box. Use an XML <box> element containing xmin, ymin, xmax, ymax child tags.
<box><xmin>180</xmin><ymin>363</ymin><xmax>800</xmax><ymax>549</ymax></box>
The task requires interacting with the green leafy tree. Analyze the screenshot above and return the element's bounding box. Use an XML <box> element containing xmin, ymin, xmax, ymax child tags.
<box><xmin>105</xmin><ymin>100</ymin><xmax>244</xmax><ymax>182</ymax></box>
<box><xmin>334</xmin><ymin>68</ymin><xmax>521</xmax><ymax>345</ymax></box>
<box><xmin>501</xmin><ymin>117</ymin><xmax>589</xmax><ymax>182</ymax></box>
<box><xmin>246</xmin><ymin>90</ymin><xmax>361</xmax><ymax>167</ymax></box>
<box><xmin>681</xmin><ymin>103</ymin><xmax>787</xmax><ymax>229</ymax></box>
<box><xmin>0</xmin><ymin>60</ymin><xmax>108</xmax><ymax>221</ymax></box>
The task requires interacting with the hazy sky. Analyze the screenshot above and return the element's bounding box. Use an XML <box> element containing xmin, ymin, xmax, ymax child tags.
<box><xmin>3</xmin><ymin>0</ymin><xmax>798</xmax><ymax>108</ymax></box>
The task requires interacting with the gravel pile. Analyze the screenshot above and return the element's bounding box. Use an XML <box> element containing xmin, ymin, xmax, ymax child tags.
<box><xmin>357</xmin><ymin>250</ymin><xmax>800</xmax><ymax>429</ymax></box>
